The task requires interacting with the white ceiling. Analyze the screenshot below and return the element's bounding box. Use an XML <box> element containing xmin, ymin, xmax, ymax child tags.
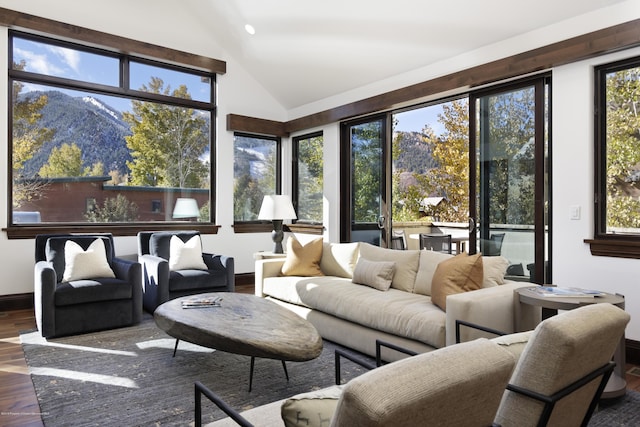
<box><xmin>196</xmin><ymin>0</ymin><xmax>631</xmax><ymax>109</ymax></box>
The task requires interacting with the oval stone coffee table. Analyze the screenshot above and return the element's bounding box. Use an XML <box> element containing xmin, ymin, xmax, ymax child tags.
<box><xmin>154</xmin><ymin>292</ymin><xmax>323</xmax><ymax>391</ymax></box>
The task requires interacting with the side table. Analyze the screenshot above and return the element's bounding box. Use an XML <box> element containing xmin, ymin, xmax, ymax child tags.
<box><xmin>515</xmin><ymin>286</ymin><xmax>626</xmax><ymax>399</ymax></box>
<box><xmin>254</xmin><ymin>251</ymin><xmax>287</xmax><ymax>260</ymax></box>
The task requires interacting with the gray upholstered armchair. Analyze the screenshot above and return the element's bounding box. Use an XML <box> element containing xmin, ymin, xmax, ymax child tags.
<box><xmin>137</xmin><ymin>231</ymin><xmax>235</xmax><ymax>312</ymax></box>
<box><xmin>34</xmin><ymin>234</ymin><xmax>143</xmax><ymax>338</ymax></box>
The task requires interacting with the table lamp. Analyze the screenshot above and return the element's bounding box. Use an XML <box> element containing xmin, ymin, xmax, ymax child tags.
<box><xmin>172</xmin><ymin>198</ymin><xmax>199</xmax><ymax>220</ymax></box>
<box><xmin>258</xmin><ymin>195</ymin><xmax>297</xmax><ymax>253</ymax></box>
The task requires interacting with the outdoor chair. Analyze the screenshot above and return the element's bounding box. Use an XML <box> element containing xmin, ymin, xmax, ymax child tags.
<box><xmin>34</xmin><ymin>233</ymin><xmax>143</xmax><ymax>338</ymax></box>
<box><xmin>137</xmin><ymin>230</ymin><xmax>234</xmax><ymax>312</ymax></box>
<box><xmin>419</xmin><ymin>233</ymin><xmax>452</xmax><ymax>253</ymax></box>
<box><xmin>484</xmin><ymin>233</ymin><xmax>505</xmax><ymax>256</ymax></box>
<box><xmin>390</xmin><ymin>229</ymin><xmax>407</xmax><ymax>250</ymax></box>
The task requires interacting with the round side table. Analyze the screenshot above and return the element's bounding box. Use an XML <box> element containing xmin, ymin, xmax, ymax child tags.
<box><xmin>514</xmin><ymin>286</ymin><xmax>626</xmax><ymax>399</ymax></box>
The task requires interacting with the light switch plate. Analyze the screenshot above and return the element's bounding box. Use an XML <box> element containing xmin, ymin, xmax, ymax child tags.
<box><xmin>570</xmin><ymin>205</ymin><xmax>581</xmax><ymax>220</ymax></box>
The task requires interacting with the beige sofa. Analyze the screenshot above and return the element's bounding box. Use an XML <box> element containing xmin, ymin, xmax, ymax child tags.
<box><xmin>256</xmin><ymin>241</ymin><xmax>540</xmax><ymax>359</ymax></box>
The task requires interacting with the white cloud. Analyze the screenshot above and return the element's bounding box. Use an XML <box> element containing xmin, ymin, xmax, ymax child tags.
<box><xmin>46</xmin><ymin>45</ymin><xmax>81</xmax><ymax>73</ymax></box>
<box><xmin>14</xmin><ymin>47</ymin><xmax>64</xmax><ymax>76</ymax></box>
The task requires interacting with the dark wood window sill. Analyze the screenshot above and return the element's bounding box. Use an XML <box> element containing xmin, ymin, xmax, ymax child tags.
<box><xmin>233</xmin><ymin>222</ymin><xmax>324</xmax><ymax>235</ymax></box>
<box><xmin>584</xmin><ymin>238</ymin><xmax>640</xmax><ymax>259</ymax></box>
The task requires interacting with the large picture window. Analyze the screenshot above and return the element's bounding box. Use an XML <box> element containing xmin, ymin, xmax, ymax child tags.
<box><xmin>9</xmin><ymin>31</ymin><xmax>215</xmax><ymax>233</ymax></box>
<box><xmin>594</xmin><ymin>57</ymin><xmax>640</xmax><ymax>240</ymax></box>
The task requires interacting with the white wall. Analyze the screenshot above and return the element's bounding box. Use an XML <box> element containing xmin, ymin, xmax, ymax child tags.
<box><xmin>552</xmin><ymin>47</ymin><xmax>640</xmax><ymax>341</ymax></box>
<box><xmin>1</xmin><ymin>1</ymin><xmax>640</xmax><ymax>340</ymax></box>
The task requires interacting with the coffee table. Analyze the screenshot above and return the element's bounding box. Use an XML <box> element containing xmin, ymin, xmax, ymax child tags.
<box><xmin>154</xmin><ymin>292</ymin><xmax>323</xmax><ymax>391</ymax></box>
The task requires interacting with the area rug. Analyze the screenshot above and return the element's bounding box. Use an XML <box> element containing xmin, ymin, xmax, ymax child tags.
<box><xmin>20</xmin><ymin>315</ymin><xmax>368</xmax><ymax>426</ymax></box>
<box><xmin>589</xmin><ymin>388</ymin><xmax>640</xmax><ymax>426</ymax></box>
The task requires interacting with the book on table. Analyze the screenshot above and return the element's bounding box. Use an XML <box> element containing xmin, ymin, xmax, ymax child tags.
<box><xmin>181</xmin><ymin>296</ymin><xmax>223</xmax><ymax>308</ymax></box>
<box><xmin>530</xmin><ymin>286</ymin><xmax>606</xmax><ymax>298</ymax></box>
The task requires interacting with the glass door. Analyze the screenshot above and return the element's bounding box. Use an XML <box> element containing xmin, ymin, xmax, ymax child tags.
<box><xmin>469</xmin><ymin>77</ymin><xmax>550</xmax><ymax>283</ymax></box>
<box><xmin>340</xmin><ymin>115</ymin><xmax>389</xmax><ymax>245</ymax></box>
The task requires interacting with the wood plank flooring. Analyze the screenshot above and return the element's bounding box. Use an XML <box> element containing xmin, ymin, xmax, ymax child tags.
<box><xmin>2</xmin><ymin>290</ymin><xmax>640</xmax><ymax>427</ymax></box>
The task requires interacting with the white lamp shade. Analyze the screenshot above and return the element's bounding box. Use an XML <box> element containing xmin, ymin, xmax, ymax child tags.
<box><xmin>258</xmin><ymin>195</ymin><xmax>297</xmax><ymax>220</ymax></box>
<box><xmin>173</xmin><ymin>198</ymin><xmax>200</xmax><ymax>218</ymax></box>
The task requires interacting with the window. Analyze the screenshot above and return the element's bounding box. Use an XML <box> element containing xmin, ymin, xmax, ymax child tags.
<box><xmin>592</xmin><ymin>57</ymin><xmax>640</xmax><ymax>257</ymax></box>
<box><xmin>293</xmin><ymin>132</ymin><xmax>323</xmax><ymax>223</ymax></box>
<box><xmin>9</xmin><ymin>31</ymin><xmax>215</xmax><ymax>236</ymax></box>
<box><xmin>233</xmin><ymin>133</ymin><xmax>281</xmax><ymax>223</ymax></box>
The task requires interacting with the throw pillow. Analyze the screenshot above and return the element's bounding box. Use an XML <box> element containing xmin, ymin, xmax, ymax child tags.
<box><xmin>281</xmin><ymin>385</ymin><xmax>343</xmax><ymax>427</ymax></box>
<box><xmin>281</xmin><ymin>237</ymin><xmax>324</xmax><ymax>276</ymax></box>
<box><xmin>352</xmin><ymin>258</ymin><xmax>395</xmax><ymax>291</ymax></box>
<box><xmin>413</xmin><ymin>250</ymin><xmax>454</xmax><ymax>296</ymax></box>
<box><xmin>319</xmin><ymin>242</ymin><xmax>360</xmax><ymax>278</ymax></box>
<box><xmin>482</xmin><ymin>255</ymin><xmax>509</xmax><ymax>287</ymax></box>
<box><xmin>169</xmin><ymin>235</ymin><xmax>208</xmax><ymax>271</ymax></box>
<box><xmin>358</xmin><ymin>243</ymin><xmax>420</xmax><ymax>292</ymax></box>
<box><xmin>63</xmin><ymin>238</ymin><xmax>116</xmax><ymax>282</ymax></box>
<box><xmin>431</xmin><ymin>253</ymin><xmax>483</xmax><ymax>311</ymax></box>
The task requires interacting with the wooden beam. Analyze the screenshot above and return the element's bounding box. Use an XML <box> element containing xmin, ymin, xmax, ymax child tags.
<box><xmin>227</xmin><ymin>114</ymin><xmax>289</xmax><ymax>137</ymax></box>
<box><xmin>0</xmin><ymin>7</ymin><xmax>226</xmax><ymax>74</ymax></box>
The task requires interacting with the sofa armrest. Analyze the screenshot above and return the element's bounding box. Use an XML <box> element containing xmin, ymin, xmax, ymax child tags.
<box><xmin>254</xmin><ymin>259</ymin><xmax>285</xmax><ymax>297</ymax></box>
<box><xmin>445</xmin><ymin>282</ymin><xmax>541</xmax><ymax>346</ymax></box>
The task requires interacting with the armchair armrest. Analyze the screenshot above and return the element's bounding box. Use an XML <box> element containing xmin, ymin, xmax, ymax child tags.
<box><xmin>445</xmin><ymin>282</ymin><xmax>541</xmax><ymax>346</ymax></box>
<box><xmin>203</xmin><ymin>253</ymin><xmax>235</xmax><ymax>292</ymax></box>
<box><xmin>34</xmin><ymin>260</ymin><xmax>57</xmax><ymax>337</ymax></box>
<box><xmin>375</xmin><ymin>339</ymin><xmax>418</xmax><ymax>366</ymax></box>
<box><xmin>254</xmin><ymin>259</ymin><xmax>285</xmax><ymax>297</ymax></box>
<box><xmin>455</xmin><ymin>320</ymin><xmax>507</xmax><ymax>344</ymax></box>
<box><xmin>112</xmin><ymin>257</ymin><xmax>143</xmax><ymax>323</ymax></box>
<box><xmin>195</xmin><ymin>381</ymin><xmax>253</xmax><ymax>427</ymax></box>
<box><xmin>334</xmin><ymin>348</ymin><xmax>376</xmax><ymax>385</ymax></box>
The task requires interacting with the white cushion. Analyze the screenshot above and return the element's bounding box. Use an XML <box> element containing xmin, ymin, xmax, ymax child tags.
<box><xmin>414</xmin><ymin>250</ymin><xmax>454</xmax><ymax>296</ymax></box>
<box><xmin>320</xmin><ymin>242</ymin><xmax>360</xmax><ymax>278</ymax></box>
<box><xmin>352</xmin><ymin>258</ymin><xmax>395</xmax><ymax>291</ymax></box>
<box><xmin>63</xmin><ymin>238</ymin><xmax>115</xmax><ymax>281</ymax></box>
<box><xmin>358</xmin><ymin>243</ymin><xmax>420</xmax><ymax>292</ymax></box>
<box><xmin>169</xmin><ymin>235</ymin><xmax>207</xmax><ymax>271</ymax></box>
<box><xmin>482</xmin><ymin>256</ymin><xmax>509</xmax><ymax>287</ymax></box>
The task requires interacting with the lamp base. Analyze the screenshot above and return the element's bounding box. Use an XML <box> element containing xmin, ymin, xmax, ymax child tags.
<box><xmin>271</xmin><ymin>219</ymin><xmax>284</xmax><ymax>253</ymax></box>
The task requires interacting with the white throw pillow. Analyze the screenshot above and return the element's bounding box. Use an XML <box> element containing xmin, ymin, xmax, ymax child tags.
<box><xmin>169</xmin><ymin>235</ymin><xmax>207</xmax><ymax>271</ymax></box>
<box><xmin>352</xmin><ymin>258</ymin><xmax>395</xmax><ymax>291</ymax></box>
<box><xmin>482</xmin><ymin>256</ymin><xmax>509</xmax><ymax>287</ymax></box>
<box><xmin>63</xmin><ymin>238</ymin><xmax>116</xmax><ymax>282</ymax></box>
<box><xmin>320</xmin><ymin>242</ymin><xmax>360</xmax><ymax>278</ymax></box>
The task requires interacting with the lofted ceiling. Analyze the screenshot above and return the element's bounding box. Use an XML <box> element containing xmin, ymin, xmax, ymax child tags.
<box><xmin>196</xmin><ymin>0</ymin><xmax>630</xmax><ymax>109</ymax></box>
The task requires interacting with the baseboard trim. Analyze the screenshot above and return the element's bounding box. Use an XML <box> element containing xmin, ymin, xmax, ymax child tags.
<box><xmin>627</xmin><ymin>338</ymin><xmax>640</xmax><ymax>366</ymax></box>
<box><xmin>0</xmin><ymin>292</ymin><xmax>34</xmax><ymax>311</ymax></box>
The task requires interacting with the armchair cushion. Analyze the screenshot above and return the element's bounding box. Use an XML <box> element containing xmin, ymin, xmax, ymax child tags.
<box><xmin>431</xmin><ymin>253</ymin><xmax>483</xmax><ymax>311</ymax></box>
<box><xmin>168</xmin><ymin>235</ymin><xmax>207</xmax><ymax>271</ymax></box>
<box><xmin>281</xmin><ymin>237</ymin><xmax>324</xmax><ymax>276</ymax></box>
<box><xmin>62</xmin><ymin>238</ymin><xmax>115</xmax><ymax>281</ymax></box>
<box><xmin>280</xmin><ymin>385</ymin><xmax>343</xmax><ymax>427</ymax></box>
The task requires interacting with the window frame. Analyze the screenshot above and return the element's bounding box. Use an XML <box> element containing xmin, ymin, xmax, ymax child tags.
<box><xmin>587</xmin><ymin>55</ymin><xmax>640</xmax><ymax>258</ymax></box>
<box><xmin>232</xmin><ymin>132</ymin><xmax>282</xmax><ymax>233</ymax></box>
<box><xmin>292</xmin><ymin>131</ymin><xmax>324</xmax><ymax>230</ymax></box>
<box><xmin>6</xmin><ymin>30</ymin><xmax>218</xmax><ymax>238</ymax></box>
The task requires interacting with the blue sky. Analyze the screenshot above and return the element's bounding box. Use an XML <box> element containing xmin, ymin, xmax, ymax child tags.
<box><xmin>13</xmin><ymin>35</ymin><xmax>209</xmax><ymax>113</ymax></box>
<box><xmin>393</xmin><ymin>105</ymin><xmax>445</xmax><ymax>135</ymax></box>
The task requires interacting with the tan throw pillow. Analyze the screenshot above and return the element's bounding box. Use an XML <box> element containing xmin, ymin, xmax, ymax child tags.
<box><xmin>281</xmin><ymin>385</ymin><xmax>343</xmax><ymax>427</ymax></box>
<box><xmin>169</xmin><ymin>235</ymin><xmax>208</xmax><ymax>271</ymax></box>
<box><xmin>63</xmin><ymin>238</ymin><xmax>116</xmax><ymax>282</ymax></box>
<box><xmin>352</xmin><ymin>258</ymin><xmax>395</xmax><ymax>291</ymax></box>
<box><xmin>281</xmin><ymin>237</ymin><xmax>324</xmax><ymax>276</ymax></box>
<box><xmin>431</xmin><ymin>253</ymin><xmax>483</xmax><ymax>311</ymax></box>
<box><xmin>482</xmin><ymin>255</ymin><xmax>509</xmax><ymax>287</ymax></box>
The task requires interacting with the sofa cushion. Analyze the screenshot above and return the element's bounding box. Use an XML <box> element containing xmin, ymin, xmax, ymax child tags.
<box><xmin>263</xmin><ymin>276</ymin><xmax>352</xmax><ymax>307</ymax></box>
<box><xmin>290</xmin><ymin>279</ymin><xmax>446</xmax><ymax>348</ymax></box>
<box><xmin>482</xmin><ymin>256</ymin><xmax>509</xmax><ymax>287</ymax></box>
<box><xmin>431</xmin><ymin>253</ymin><xmax>483</xmax><ymax>311</ymax></box>
<box><xmin>62</xmin><ymin>238</ymin><xmax>116</xmax><ymax>282</ymax></box>
<box><xmin>319</xmin><ymin>242</ymin><xmax>359</xmax><ymax>278</ymax></box>
<box><xmin>358</xmin><ymin>243</ymin><xmax>420</xmax><ymax>292</ymax></box>
<box><xmin>281</xmin><ymin>385</ymin><xmax>343</xmax><ymax>427</ymax></box>
<box><xmin>169</xmin><ymin>235</ymin><xmax>207</xmax><ymax>271</ymax></box>
<box><xmin>414</xmin><ymin>250</ymin><xmax>454</xmax><ymax>296</ymax></box>
<box><xmin>352</xmin><ymin>258</ymin><xmax>395</xmax><ymax>291</ymax></box>
<box><xmin>281</xmin><ymin>237</ymin><xmax>324</xmax><ymax>276</ymax></box>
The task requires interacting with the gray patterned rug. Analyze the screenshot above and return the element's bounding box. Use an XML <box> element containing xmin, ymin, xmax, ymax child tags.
<box><xmin>20</xmin><ymin>314</ymin><xmax>367</xmax><ymax>426</ymax></box>
<box><xmin>20</xmin><ymin>315</ymin><xmax>639</xmax><ymax>426</ymax></box>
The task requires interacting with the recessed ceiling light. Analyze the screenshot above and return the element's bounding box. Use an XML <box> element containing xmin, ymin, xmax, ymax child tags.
<box><xmin>244</xmin><ymin>24</ymin><xmax>256</xmax><ymax>35</ymax></box>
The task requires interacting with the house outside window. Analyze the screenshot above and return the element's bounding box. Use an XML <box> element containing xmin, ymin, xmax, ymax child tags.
<box><xmin>293</xmin><ymin>132</ymin><xmax>323</xmax><ymax>223</ymax></box>
<box><xmin>9</xmin><ymin>31</ymin><xmax>215</xmax><ymax>231</ymax></box>
<box><xmin>233</xmin><ymin>132</ymin><xmax>281</xmax><ymax>222</ymax></box>
<box><xmin>594</xmin><ymin>57</ymin><xmax>640</xmax><ymax>240</ymax></box>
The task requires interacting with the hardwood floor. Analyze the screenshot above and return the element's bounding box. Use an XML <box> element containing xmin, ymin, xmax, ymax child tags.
<box><xmin>2</xmin><ymin>297</ymin><xmax>640</xmax><ymax>427</ymax></box>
